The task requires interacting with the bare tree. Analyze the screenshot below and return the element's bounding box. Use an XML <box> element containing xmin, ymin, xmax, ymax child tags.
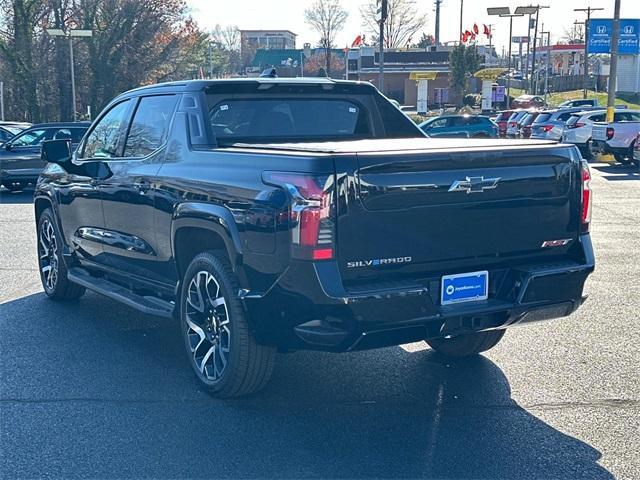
<box><xmin>561</xmin><ymin>23</ymin><xmax>584</xmax><ymax>45</ymax></box>
<box><xmin>212</xmin><ymin>24</ymin><xmax>239</xmax><ymax>51</ymax></box>
<box><xmin>304</xmin><ymin>0</ymin><xmax>348</xmax><ymax>77</ymax></box>
<box><xmin>360</xmin><ymin>0</ymin><xmax>428</xmax><ymax>48</ymax></box>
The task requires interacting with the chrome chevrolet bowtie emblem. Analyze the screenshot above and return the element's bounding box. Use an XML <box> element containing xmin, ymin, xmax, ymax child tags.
<box><xmin>448</xmin><ymin>176</ymin><xmax>501</xmax><ymax>193</ymax></box>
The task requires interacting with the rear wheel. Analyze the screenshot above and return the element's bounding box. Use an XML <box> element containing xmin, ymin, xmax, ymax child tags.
<box><xmin>426</xmin><ymin>330</ymin><xmax>506</xmax><ymax>357</ymax></box>
<box><xmin>37</xmin><ymin>209</ymin><xmax>86</xmax><ymax>301</ymax></box>
<box><xmin>180</xmin><ymin>251</ymin><xmax>276</xmax><ymax>397</ymax></box>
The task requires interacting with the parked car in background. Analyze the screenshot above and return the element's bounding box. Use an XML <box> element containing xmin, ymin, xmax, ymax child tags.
<box><xmin>0</xmin><ymin>122</ymin><xmax>90</xmax><ymax>191</ymax></box>
<box><xmin>0</xmin><ymin>125</ymin><xmax>23</xmax><ymax>144</ymax></box>
<box><xmin>495</xmin><ymin>110</ymin><xmax>514</xmax><ymax>137</ymax></box>
<box><xmin>591</xmin><ymin>110</ymin><xmax>640</xmax><ymax>164</ymax></box>
<box><xmin>511</xmin><ymin>95</ymin><xmax>545</xmax><ymax>109</ymax></box>
<box><xmin>506</xmin><ymin>110</ymin><xmax>531</xmax><ymax>138</ymax></box>
<box><xmin>530</xmin><ymin>107</ymin><xmax>600</xmax><ymax>141</ymax></box>
<box><xmin>561</xmin><ymin>110</ymin><xmax>607</xmax><ymax>159</ymax></box>
<box><xmin>558</xmin><ymin>99</ymin><xmax>598</xmax><ymax>108</ymax></box>
<box><xmin>419</xmin><ymin>115</ymin><xmax>497</xmax><ymax>138</ymax></box>
<box><xmin>519</xmin><ymin>111</ymin><xmax>542</xmax><ymax>138</ymax></box>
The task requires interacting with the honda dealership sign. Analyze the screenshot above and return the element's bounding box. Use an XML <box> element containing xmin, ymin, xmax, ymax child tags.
<box><xmin>588</xmin><ymin>19</ymin><xmax>640</xmax><ymax>54</ymax></box>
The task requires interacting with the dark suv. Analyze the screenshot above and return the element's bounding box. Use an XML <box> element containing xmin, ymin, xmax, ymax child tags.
<box><xmin>35</xmin><ymin>79</ymin><xmax>594</xmax><ymax>397</ymax></box>
<box><xmin>0</xmin><ymin>122</ymin><xmax>89</xmax><ymax>191</ymax></box>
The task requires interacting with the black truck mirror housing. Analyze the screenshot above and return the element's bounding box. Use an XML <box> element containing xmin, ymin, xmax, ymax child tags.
<box><xmin>41</xmin><ymin>139</ymin><xmax>72</xmax><ymax>164</ymax></box>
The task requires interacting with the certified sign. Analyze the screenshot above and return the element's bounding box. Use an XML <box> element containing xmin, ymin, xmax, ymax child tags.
<box><xmin>588</xmin><ymin>19</ymin><xmax>640</xmax><ymax>54</ymax></box>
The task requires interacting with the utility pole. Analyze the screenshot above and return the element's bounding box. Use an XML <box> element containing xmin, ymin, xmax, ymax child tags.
<box><xmin>513</xmin><ymin>5</ymin><xmax>548</xmax><ymax>95</ymax></box>
<box><xmin>541</xmin><ymin>28</ymin><xmax>551</xmax><ymax>105</ymax></box>
<box><xmin>434</xmin><ymin>0</ymin><xmax>443</xmax><ymax>45</ymax></box>
<box><xmin>575</xmin><ymin>7</ymin><xmax>604</xmax><ymax>99</ymax></box>
<box><xmin>0</xmin><ymin>81</ymin><xmax>4</xmax><ymax>121</ymax></box>
<box><xmin>378</xmin><ymin>0</ymin><xmax>388</xmax><ymax>92</ymax></box>
<box><xmin>606</xmin><ymin>0</ymin><xmax>621</xmax><ymax>123</ymax></box>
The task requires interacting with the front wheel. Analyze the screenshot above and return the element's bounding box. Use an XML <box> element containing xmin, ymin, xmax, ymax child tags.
<box><xmin>426</xmin><ymin>330</ymin><xmax>506</xmax><ymax>357</ymax></box>
<box><xmin>37</xmin><ymin>209</ymin><xmax>86</xmax><ymax>301</ymax></box>
<box><xmin>180</xmin><ymin>251</ymin><xmax>276</xmax><ymax>397</ymax></box>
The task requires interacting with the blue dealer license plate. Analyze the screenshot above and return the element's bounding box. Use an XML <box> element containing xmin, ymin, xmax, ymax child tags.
<box><xmin>441</xmin><ymin>270</ymin><xmax>489</xmax><ymax>305</ymax></box>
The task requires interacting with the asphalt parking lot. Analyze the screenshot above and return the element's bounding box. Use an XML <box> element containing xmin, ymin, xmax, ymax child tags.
<box><xmin>1</xmin><ymin>163</ymin><xmax>638</xmax><ymax>479</ymax></box>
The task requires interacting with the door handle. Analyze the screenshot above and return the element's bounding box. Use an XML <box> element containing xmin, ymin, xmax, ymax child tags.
<box><xmin>133</xmin><ymin>180</ymin><xmax>151</xmax><ymax>193</ymax></box>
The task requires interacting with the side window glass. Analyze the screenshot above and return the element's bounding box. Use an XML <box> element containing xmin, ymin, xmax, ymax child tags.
<box><xmin>429</xmin><ymin>118</ymin><xmax>448</xmax><ymax>128</ymax></box>
<box><xmin>83</xmin><ymin>100</ymin><xmax>131</xmax><ymax>159</ymax></box>
<box><xmin>10</xmin><ymin>129</ymin><xmax>48</xmax><ymax>147</ymax></box>
<box><xmin>124</xmin><ymin>95</ymin><xmax>178</xmax><ymax>157</ymax></box>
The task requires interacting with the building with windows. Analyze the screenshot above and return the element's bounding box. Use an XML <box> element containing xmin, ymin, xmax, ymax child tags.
<box><xmin>240</xmin><ymin>30</ymin><xmax>297</xmax><ymax>51</ymax></box>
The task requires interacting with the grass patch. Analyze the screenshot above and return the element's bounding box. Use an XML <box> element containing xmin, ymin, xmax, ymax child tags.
<box><xmin>509</xmin><ymin>88</ymin><xmax>640</xmax><ymax>109</ymax></box>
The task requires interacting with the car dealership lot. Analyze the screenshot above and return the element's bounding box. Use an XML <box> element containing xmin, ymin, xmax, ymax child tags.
<box><xmin>1</xmin><ymin>163</ymin><xmax>638</xmax><ymax>479</ymax></box>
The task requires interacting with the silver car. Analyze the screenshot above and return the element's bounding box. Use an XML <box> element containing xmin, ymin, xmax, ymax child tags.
<box><xmin>531</xmin><ymin>107</ymin><xmax>601</xmax><ymax>141</ymax></box>
<box><xmin>562</xmin><ymin>110</ymin><xmax>607</xmax><ymax>158</ymax></box>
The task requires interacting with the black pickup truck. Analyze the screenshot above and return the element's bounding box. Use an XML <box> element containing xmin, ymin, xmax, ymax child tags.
<box><xmin>36</xmin><ymin>78</ymin><xmax>595</xmax><ymax>397</ymax></box>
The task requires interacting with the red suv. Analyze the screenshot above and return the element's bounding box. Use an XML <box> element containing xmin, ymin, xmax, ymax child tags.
<box><xmin>495</xmin><ymin>110</ymin><xmax>514</xmax><ymax>137</ymax></box>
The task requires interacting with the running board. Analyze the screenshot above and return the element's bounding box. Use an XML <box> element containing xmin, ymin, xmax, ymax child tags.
<box><xmin>67</xmin><ymin>267</ymin><xmax>174</xmax><ymax>318</ymax></box>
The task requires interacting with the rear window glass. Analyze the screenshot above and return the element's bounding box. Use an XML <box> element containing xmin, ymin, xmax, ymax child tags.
<box><xmin>496</xmin><ymin>112</ymin><xmax>512</xmax><ymax>121</ymax></box>
<box><xmin>521</xmin><ymin>114</ymin><xmax>537</xmax><ymax>126</ymax></box>
<box><xmin>533</xmin><ymin>113</ymin><xmax>552</xmax><ymax>123</ymax></box>
<box><xmin>557</xmin><ymin>112</ymin><xmax>573</xmax><ymax>121</ymax></box>
<box><xmin>209</xmin><ymin>98</ymin><xmax>373</xmax><ymax>144</ymax></box>
<box><xmin>566</xmin><ymin>115</ymin><xmax>581</xmax><ymax>127</ymax></box>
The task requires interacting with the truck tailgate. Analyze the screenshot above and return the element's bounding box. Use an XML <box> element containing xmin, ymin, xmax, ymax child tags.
<box><xmin>337</xmin><ymin>146</ymin><xmax>580</xmax><ymax>284</ymax></box>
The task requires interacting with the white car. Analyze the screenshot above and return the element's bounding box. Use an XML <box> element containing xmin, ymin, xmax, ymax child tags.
<box><xmin>562</xmin><ymin>110</ymin><xmax>607</xmax><ymax>159</ymax></box>
<box><xmin>592</xmin><ymin>110</ymin><xmax>640</xmax><ymax>164</ymax></box>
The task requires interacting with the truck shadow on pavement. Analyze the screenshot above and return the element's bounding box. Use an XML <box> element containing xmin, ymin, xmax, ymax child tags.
<box><xmin>1</xmin><ymin>291</ymin><xmax>614</xmax><ymax>479</ymax></box>
<box><xmin>591</xmin><ymin>163</ymin><xmax>639</xmax><ymax>181</ymax></box>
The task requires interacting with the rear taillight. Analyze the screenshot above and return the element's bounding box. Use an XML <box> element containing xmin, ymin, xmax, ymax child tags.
<box><xmin>509</xmin><ymin>121</ymin><xmax>517</xmax><ymax>127</ymax></box>
<box><xmin>568</xmin><ymin>122</ymin><xmax>585</xmax><ymax>129</ymax></box>
<box><xmin>542</xmin><ymin>124</ymin><xmax>554</xmax><ymax>132</ymax></box>
<box><xmin>263</xmin><ymin>172</ymin><xmax>335</xmax><ymax>261</ymax></box>
<box><xmin>606</xmin><ymin>127</ymin><xmax>615</xmax><ymax>140</ymax></box>
<box><xmin>580</xmin><ymin>160</ymin><xmax>592</xmax><ymax>233</ymax></box>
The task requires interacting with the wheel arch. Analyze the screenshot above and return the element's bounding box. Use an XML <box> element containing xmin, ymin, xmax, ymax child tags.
<box><xmin>171</xmin><ymin>203</ymin><xmax>244</xmax><ymax>281</ymax></box>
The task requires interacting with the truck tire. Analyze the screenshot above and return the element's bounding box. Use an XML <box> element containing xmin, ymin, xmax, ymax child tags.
<box><xmin>180</xmin><ymin>251</ymin><xmax>276</xmax><ymax>397</ymax></box>
<box><xmin>37</xmin><ymin>209</ymin><xmax>86</xmax><ymax>301</ymax></box>
<box><xmin>426</xmin><ymin>330</ymin><xmax>506</xmax><ymax>357</ymax></box>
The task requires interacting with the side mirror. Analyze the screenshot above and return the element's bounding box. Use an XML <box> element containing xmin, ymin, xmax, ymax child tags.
<box><xmin>4</xmin><ymin>142</ymin><xmax>11</xmax><ymax>151</ymax></box>
<box><xmin>41</xmin><ymin>139</ymin><xmax>72</xmax><ymax>164</ymax></box>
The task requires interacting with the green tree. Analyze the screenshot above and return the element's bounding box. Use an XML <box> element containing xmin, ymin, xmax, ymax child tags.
<box><xmin>449</xmin><ymin>44</ymin><xmax>481</xmax><ymax>104</ymax></box>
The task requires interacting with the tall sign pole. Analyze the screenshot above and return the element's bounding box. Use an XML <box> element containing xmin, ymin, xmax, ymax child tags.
<box><xmin>606</xmin><ymin>0</ymin><xmax>621</xmax><ymax>123</ymax></box>
<box><xmin>0</xmin><ymin>81</ymin><xmax>4</xmax><ymax>121</ymax></box>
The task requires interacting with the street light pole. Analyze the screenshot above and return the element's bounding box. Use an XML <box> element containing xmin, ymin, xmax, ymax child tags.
<box><xmin>488</xmin><ymin>8</ymin><xmax>525</xmax><ymax>108</ymax></box>
<box><xmin>575</xmin><ymin>7</ymin><xmax>604</xmax><ymax>99</ymax></box>
<box><xmin>378</xmin><ymin>0</ymin><xmax>388</xmax><ymax>92</ymax></box>
<box><xmin>46</xmin><ymin>28</ymin><xmax>93</xmax><ymax>122</ymax></box>
<box><xmin>69</xmin><ymin>37</ymin><xmax>76</xmax><ymax>121</ymax></box>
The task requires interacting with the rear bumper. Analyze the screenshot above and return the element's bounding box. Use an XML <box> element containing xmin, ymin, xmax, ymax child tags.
<box><xmin>247</xmin><ymin>235</ymin><xmax>595</xmax><ymax>351</ymax></box>
<box><xmin>592</xmin><ymin>140</ymin><xmax>627</xmax><ymax>156</ymax></box>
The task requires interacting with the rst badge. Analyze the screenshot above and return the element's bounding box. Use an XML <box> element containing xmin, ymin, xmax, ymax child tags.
<box><xmin>541</xmin><ymin>239</ymin><xmax>573</xmax><ymax>248</ymax></box>
<box><xmin>347</xmin><ymin>256</ymin><xmax>412</xmax><ymax>268</ymax></box>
